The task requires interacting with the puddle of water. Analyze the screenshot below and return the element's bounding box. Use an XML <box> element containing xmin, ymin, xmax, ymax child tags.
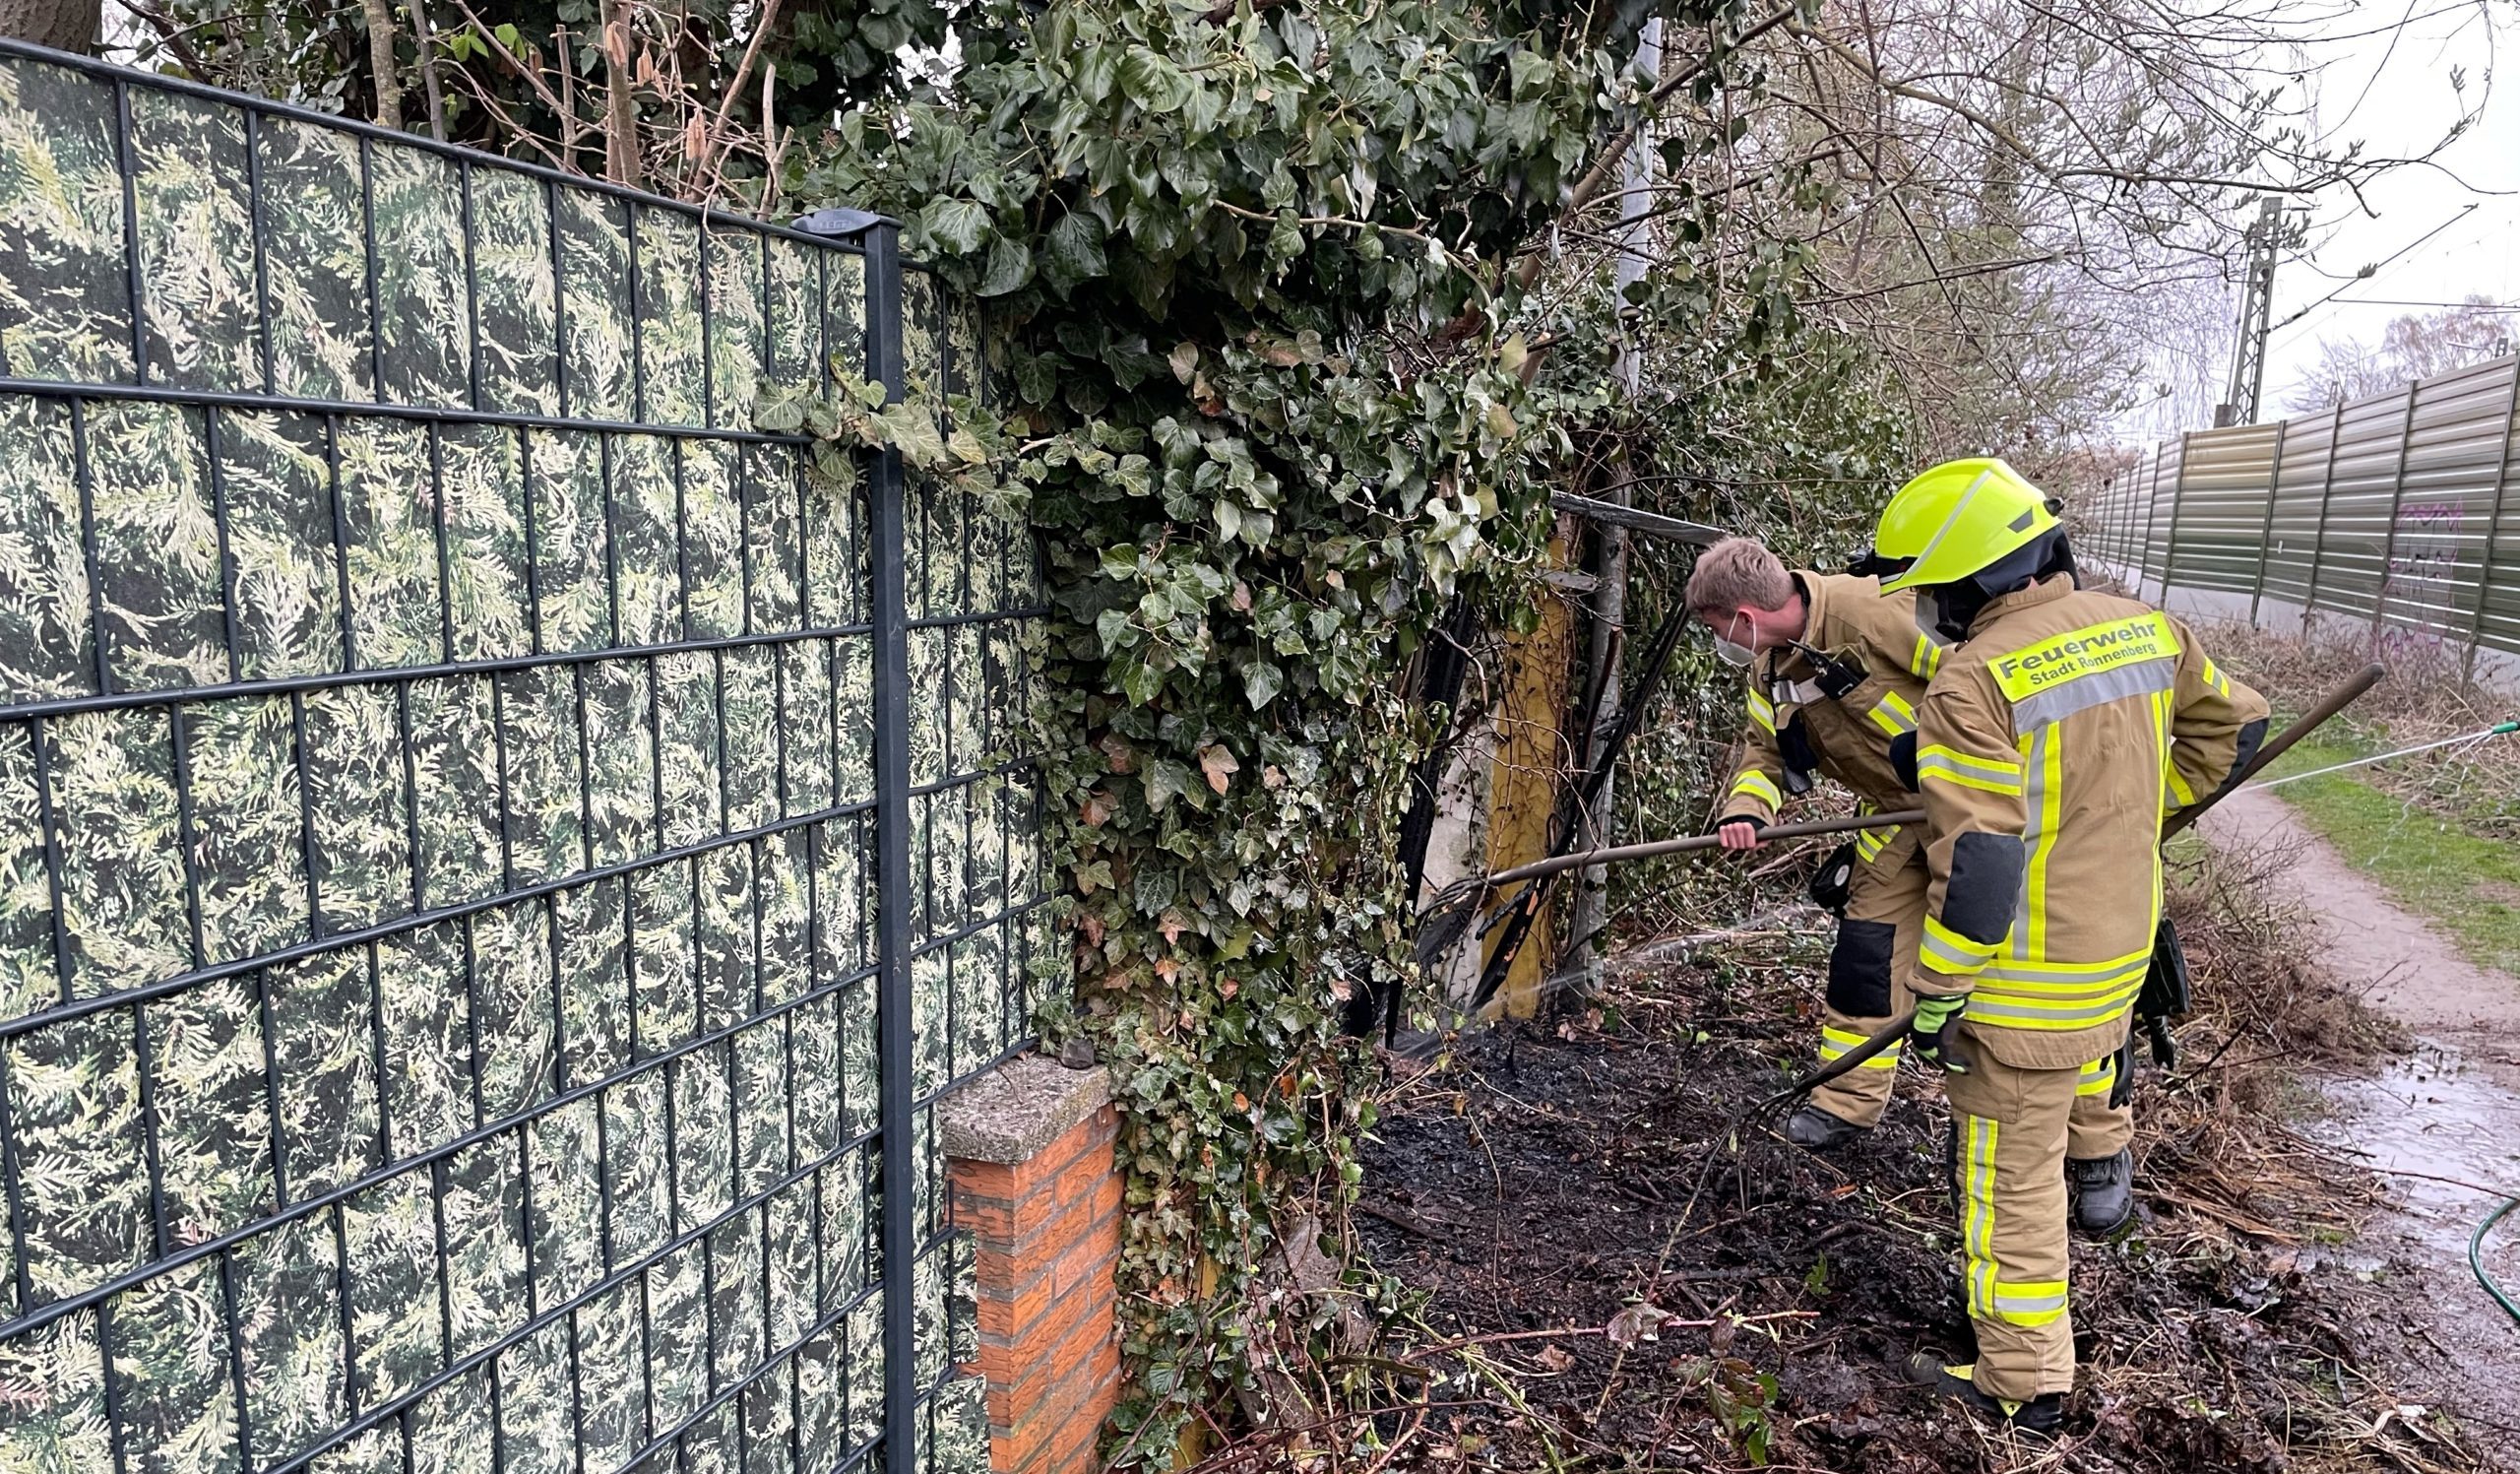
<box><xmin>2319</xmin><ymin>1043</ymin><xmax>2520</xmax><ymax>1225</ymax></box>
<box><xmin>2307</xmin><ymin>1028</ymin><xmax>2520</xmax><ymax>1411</ymax></box>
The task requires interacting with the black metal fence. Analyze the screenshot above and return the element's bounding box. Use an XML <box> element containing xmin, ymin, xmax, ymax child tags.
<box><xmin>0</xmin><ymin>38</ymin><xmax>1048</xmax><ymax>1474</ymax></box>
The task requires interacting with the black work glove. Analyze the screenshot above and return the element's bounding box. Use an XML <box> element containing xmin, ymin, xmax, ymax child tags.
<box><xmin>1909</xmin><ymin>992</ymin><xmax>1974</xmax><ymax>1074</ymax></box>
<box><xmin>1889</xmin><ymin>731</ymin><xmax>1920</xmax><ymax>793</ymax></box>
<box><xmin>2108</xmin><ymin>1034</ymin><xmax>2134</xmax><ymax>1110</ymax></box>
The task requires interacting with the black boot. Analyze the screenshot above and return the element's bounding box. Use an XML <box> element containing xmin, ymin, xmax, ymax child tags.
<box><xmin>1784</xmin><ymin>1104</ymin><xmax>1868</xmax><ymax>1149</ymax></box>
<box><xmin>1905</xmin><ymin>1354</ymin><xmax>2063</xmax><ymax>1435</ymax></box>
<box><xmin>2066</xmin><ymin>1147</ymin><xmax>2133</xmax><ymax>1236</ymax></box>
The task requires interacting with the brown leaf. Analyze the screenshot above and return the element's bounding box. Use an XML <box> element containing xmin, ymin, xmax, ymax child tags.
<box><xmin>1231</xmin><ymin>580</ymin><xmax>1253</xmax><ymax>611</ymax></box>
<box><xmin>1219</xmin><ymin>977</ymin><xmax>1238</xmax><ymax>998</ymax></box>
<box><xmin>1198</xmin><ymin>742</ymin><xmax>1240</xmax><ymax>794</ymax></box>
<box><xmin>1098</xmin><ymin>734</ymin><xmax>1137</xmax><ymax>773</ymax></box>
<box><xmin>1081</xmin><ymin>791</ymin><xmax>1113</xmax><ymax>827</ymax></box>
<box><xmin>1535</xmin><ymin>1344</ymin><xmax>1575</xmax><ymax>1374</ymax></box>
<box><xmin>1159</xmin><ymin>911</ymin><xmax>1185</xmax><ymax>944</ymax></box>
<box><xmin>1606</xmin><ymin>1303</ymin><xmax>1679</xmax><ymax>1346</ymax></box>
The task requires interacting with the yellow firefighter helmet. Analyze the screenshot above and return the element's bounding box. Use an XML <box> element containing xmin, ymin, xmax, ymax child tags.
<box><xmin>1869</xmin><ymin>458</ymin><xmax>2058</xmax><ymax>594</ymax></box>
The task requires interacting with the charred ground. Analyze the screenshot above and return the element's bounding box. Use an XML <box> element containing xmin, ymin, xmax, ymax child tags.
<box><xmin>1308</xmin><ymin>852</ymin><xmax>2488</xmax><ymax>1473</ymax></box>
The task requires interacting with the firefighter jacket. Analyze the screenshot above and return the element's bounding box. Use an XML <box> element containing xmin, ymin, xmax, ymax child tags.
<box><xmin>1909</xmin><ymin>575</ymin><xmax>2271</xmax><ymax>1070</ymax></box>
<box><xmin>1719</xmin><ymin>571</ymin><xmax>1947</xmax><ymax>865</ymax></box>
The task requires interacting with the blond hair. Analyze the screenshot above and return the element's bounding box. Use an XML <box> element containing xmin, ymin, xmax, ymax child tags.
<box><xmin>1684</xmin><ymin>537</ymin><xmax>1794</xmax><ymax>616</ymax></box>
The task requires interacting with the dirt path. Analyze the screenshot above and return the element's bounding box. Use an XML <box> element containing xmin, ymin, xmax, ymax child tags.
<box><xmin>2199</xmin><ymin>790</ymin><xmax>2520</xmax><ymax>1441</ymax></box>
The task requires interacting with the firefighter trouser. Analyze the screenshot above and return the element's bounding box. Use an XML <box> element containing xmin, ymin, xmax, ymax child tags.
<box><xmin>1815</xmin><ymin>832</ymin><xmax>2133</xmax><ymax>1159</ymax></box>
<box><xmin>1943</xmin><ymin>1034</ymin><xmax>2095</xmax><ymax>1401</ymax></box>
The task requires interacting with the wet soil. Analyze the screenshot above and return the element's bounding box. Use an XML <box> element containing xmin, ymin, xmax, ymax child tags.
<box><xmin>1354</xmin><ymin>953</ymin><xmax>2472</xmax><ymax>1472</ymax></box>
<box><xmin>2202</xmin><ymin>791</ymin><xmax>2520</xmax><ymax>1441</ymax></box>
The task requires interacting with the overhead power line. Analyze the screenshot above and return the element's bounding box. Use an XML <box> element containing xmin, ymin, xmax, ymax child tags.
<box><xmin>2269</xmin><ymin>204</ymin><xmax>2480</xmax><ymax>337</ymax></box>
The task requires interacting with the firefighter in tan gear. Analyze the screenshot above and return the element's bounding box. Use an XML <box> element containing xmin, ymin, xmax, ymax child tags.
<box><xmin>1866</xmin><ymin>459</ymin><xmax>2268</xmax><ymax>1433</ymax></box>
<box><xmin>1686</xmin><ymin>540</ymin><xmax>2136</xmax><ymax>1185</ymax></box>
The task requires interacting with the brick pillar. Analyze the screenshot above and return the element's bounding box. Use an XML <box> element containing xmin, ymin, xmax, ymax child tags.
<box><xmin>941</xmin><ymin>1054</ymin><xmax>1123</xmax><ymax>1474</ymax></box>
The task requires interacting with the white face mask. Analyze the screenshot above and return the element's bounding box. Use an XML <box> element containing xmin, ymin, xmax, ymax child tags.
<box><xmin>1713</xmin><ymin>613</ymin><xmax>1756</xmax><ymax>669</ymax></box>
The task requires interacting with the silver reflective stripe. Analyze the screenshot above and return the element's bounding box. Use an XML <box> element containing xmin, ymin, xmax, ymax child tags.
<box><xmin>2010</xmin><ymin>724</ymin><xmax>2048</xmax><ymax>960</ymax></box>
<box><xmin>1992</xmin><ymin>1284</ymin><xmax>2067</xmax><ymax>1314</ymax></box>
<box><xmin>1976</xmin><ymin>958</ymin><xmax>2148</xmax><ymax>989</ymax></box>
<box><xmin>1965</xmin><ymin>993</ymin><xmax>2137</xmax><ymax>1025</ymax></box>
<box><xmin>1909</xmin><ymin>465</ymin><xmax>1999</xmax><ymax>579</ymax></box>
<box><xmin>2010</xmin><ymin>655</ymin><xmax>2177</xmax><ymax>735</ymax></box>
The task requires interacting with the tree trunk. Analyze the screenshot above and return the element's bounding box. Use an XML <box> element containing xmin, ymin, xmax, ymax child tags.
<box><xmin>360</xmin><ymin>0</ymin><xmax>403</xmax><ymax>131</ymax></box>
<box><xmin>0</xmin><ymin>0</ymin><xmax>101</xmax><ymax>52</ymax></box>
<box><xmin>598</xmin><ymin>0</ymin><xmax>641</xmax><ymax>188</ymax></box>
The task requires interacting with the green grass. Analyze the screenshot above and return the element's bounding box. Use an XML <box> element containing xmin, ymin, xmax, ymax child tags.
<box><xmin>2252</xmin><ymin>737</ymin><xmax>2520</xmax><ymax>979</ymax></box>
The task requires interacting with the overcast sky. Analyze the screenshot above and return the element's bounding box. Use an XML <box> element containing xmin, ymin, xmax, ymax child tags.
<box><xmin>2249</xmin><ymin>0</ymin><xmax>2518</xmax><ymax>416</ymax></box>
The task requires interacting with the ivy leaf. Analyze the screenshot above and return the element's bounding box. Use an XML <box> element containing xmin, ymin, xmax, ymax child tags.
<box><xmin>1198</xmin><ymin>743</ymin><xmax>1239</xmax><ymax>795</ymax></box>
<box><xmin>1144</xmin><ymin>757</ymin><xmax>1197</xmax><ymax>812</ymax></box>
<box><xmin>1241</xmin><ymin>659</ymin><xmax>1284</xmax><ymax>709</ymax></box>
<box><xmin>1168</xmin><ymin>342</ymin><xmax>1199</xmax><ymax>384</ymax></box>
<box><xmin>1116</xmin><ymin>653</ymin><xmax>1164</xmax><ymax>706</ymax></box>
<box><xmin>754</xmin><ymin>392</ymin><xmax>807</xmax><ymax>433</ymax></box>
<box><xmin>1119</xmin><ymin>47</ymin><xmax>1192</xmax><ymax>112</ymax></box>
<box><xmin>977</xmin><ymin>234</ymin><xmax>1034</xmax><ymax>296</ymax></box>
<box><xmin>921</xmin><ymin>197</ymin><xmax>990</xmax><ymax>254</ymax></box>
<box><xmin>1042</xmin><ymin>212</ymin><xmax>1108</xmax><ymax>292</ymax></box>
<box><xmin>870</xmin><ymin>403</ymin><xmax>948</xmax><ymax>468</ymax></box>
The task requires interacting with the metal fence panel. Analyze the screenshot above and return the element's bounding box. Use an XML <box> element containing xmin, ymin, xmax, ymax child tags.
<box><xmin>2383</xmin><ymin>357</ymin><xmax>2512</xmax><ymax>640</ymax></box>
<box><xmin>2262</xmin><ymin>404</ymin><xmax>2335</xmax><ymax>609</ymax></box>
<box><xmin>2166</xmin><ymin>423</ymin><xmax>2277</xmax><ymax>597</ymax></box>
<box><xmin>0</xmin><ymin>39</ymin><xmax>1038</xmax><ymax>1474</ymax></box>
<box><xmin>2090</xmin><ymin>350</ymin><xmax>2520</xmax><ymax>675</ymax></box>
<box><xmin>2307</xmin><ymin>385</ymin><xmax>2416</xmax><ymax>620</ymax></box>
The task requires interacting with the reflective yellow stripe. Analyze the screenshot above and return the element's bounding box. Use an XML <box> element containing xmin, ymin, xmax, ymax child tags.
<box><xmin>1991</xmin><ymin>1278</ymin><xmax>2068</xmax><ymax>1325</ymax></box>
<box><xmin>1746</xmin><ymin>690</ymin><xmax>1776</xmax><ymax>735</ymax></box>
<box><xmin>1854</xmin><ymin>825</ymin><xmax>1898</xmax><ymax>862</ymax></box>
<box><xmin>1731</xmin><ymin>771</ymin><xmax>1782</xmax><ymax>808</ymax></box>
<box><xmin>1923</xmin><ymin>915</ymin><xmax>2003</xmax><ymax>975</ymax></box>
<box><xmin>1963</xmin><ymin>1115</ymin><xmax>1999</xmax><ymax>1319</ymax></box>
<box><xmin>1916</xmin><ymin>745</ymin><xmax>2023</xmax><ymax>797</ymax></box>
<box><xmin>1964</xmin><ymin>986</ymin><xmax>2140</xmax><ymax>1029</ymax></box>
<box><xmin>1911</xmin><ymin>633</ymin><xmax>1942</xmax><ymax>679</ymax></box>
<box><xmin>1819</xmin><ymin>1026</ymin><xmax>1901</xmax><ymax>1070</ymax></box>
<box><xmin>1866</xmin><ymin>689</ymin><xmax>1918</xmax><ymax>737</ymax></box>
<box><xmin>2077</xmin><ymin>1054</ymin><xmax>2117</xmax><ymax>1096</ymax></box>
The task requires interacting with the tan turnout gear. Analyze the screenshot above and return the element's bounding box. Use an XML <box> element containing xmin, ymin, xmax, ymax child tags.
<box><xmin>1717</xmin><ymin>572</ymin><xmax>1938</xmax><ymax>828</ymax></box>
<box><xmin>1713</xmin><ymin>573</ymin><xmax>2141</xmax><ymax>1142</ymax></box>
<box><xmin>1909</xmin><ymin>573</ymin><xmax>2269</xmax><ymax>1399</ymax></box>
<box><xmin>1816</xmin><ymin>824</ymin><xmax>2134</xmax><ymax>1148</ymax></box>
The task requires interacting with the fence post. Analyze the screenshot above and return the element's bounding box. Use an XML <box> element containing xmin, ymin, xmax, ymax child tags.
<box><xmin>2372</xmin><ymin>379</ymin><xmax>2420</xmax><ymax>646</ymax></box>
<box><xmin>2161</xmin><ymin>431</ymin><xmax>2195</xmax><ymax>601</ymax></box>
<box><xmin>2248</xmin><ymin>417</ymin><xmax>2288</xmax><ymax>629</ymax></box>
<box><xmin>2137</xmin><ymin>448</ymin><xmax>2160</xmax><ymax>599</ymax></box>
<box><xmin>2463</xmin><ymin>355</ymin><xmax>2520</xmax><ymax>687</ymax></box>
<box><xmin>857</xmin><ymin>216</ymin><xmax>922</xmax><ymax>1474</ymax></box>
<box><xmin>2303</xmin><ymin>400</ymin><xmax>2347</xmax><ymax>624</ymax></box>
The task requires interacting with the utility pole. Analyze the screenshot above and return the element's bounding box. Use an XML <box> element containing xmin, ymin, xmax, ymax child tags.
<box><xmin>2216</xmin><ymin>196</ymin><xmax>2285</xmax><ymax>427</ymax></box>
<box><xmin>1566</xmin><ymin>19</ymin><xmax>1661</xmax><ymax>1001</ymax></box>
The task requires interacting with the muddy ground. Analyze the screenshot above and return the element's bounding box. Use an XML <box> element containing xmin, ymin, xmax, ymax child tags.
<box><xmin>1341</xmin><ymin>851</ymin><xmax>2499</xmax><ymax>1473</ymax></box>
